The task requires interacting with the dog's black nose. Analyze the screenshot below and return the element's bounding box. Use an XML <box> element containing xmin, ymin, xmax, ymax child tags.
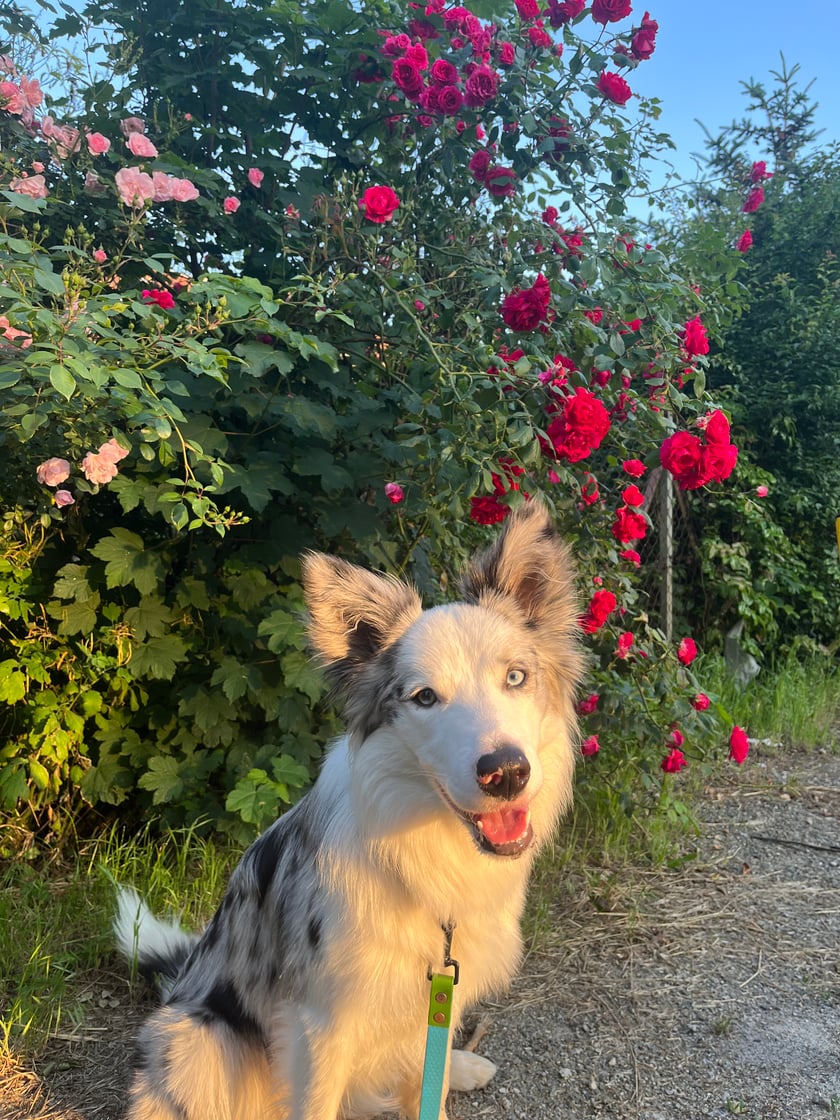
<box><xmin>476</xmin><ymin>746</ymin><xmax>530</xmax><ymax>800</ymax></box>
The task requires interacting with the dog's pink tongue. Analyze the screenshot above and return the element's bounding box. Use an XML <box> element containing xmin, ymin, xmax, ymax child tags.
<box><xmin>478</xmin><ymin>806</ymin><xmax>530</xmax><ymax>845</ymax></box>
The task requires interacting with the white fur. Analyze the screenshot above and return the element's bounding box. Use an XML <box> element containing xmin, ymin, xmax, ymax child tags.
<box><xmin>115</xmin><ymin>503</ymin><xmax>582</xmax><ymax>1120</ymax></box>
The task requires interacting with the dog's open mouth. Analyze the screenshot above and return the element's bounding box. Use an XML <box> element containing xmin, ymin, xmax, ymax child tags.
<box><xmin>436</xmin><ymin>784</ymin><xmax>534</xmax><ymax>857</ymax></box>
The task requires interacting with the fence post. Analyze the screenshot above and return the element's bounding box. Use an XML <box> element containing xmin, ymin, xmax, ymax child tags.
<box><xmin>660</xmin><ymin>468</ymin><xmax>673</xmax><ymax>640</ymax></box>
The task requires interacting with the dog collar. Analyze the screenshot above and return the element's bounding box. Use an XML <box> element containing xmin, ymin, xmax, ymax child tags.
<box><xmin>419</xmin><ymin>923</ymin><xmax>459</xmax><ymax>1120</ymax></box>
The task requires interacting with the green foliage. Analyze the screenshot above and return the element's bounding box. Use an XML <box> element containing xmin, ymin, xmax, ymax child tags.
<box><xmin>660</xmin><ymin>67</ymin><xmax>840</xmax><ymax>653</ymax></box>
<box><xmin>0</xmin><ymin>0</ymin><xmax>749</xmax><ymax>846</ymax></box>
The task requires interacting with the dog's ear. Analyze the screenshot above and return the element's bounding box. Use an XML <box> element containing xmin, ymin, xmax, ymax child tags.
<box><xmin>459</xmin><ymin>500</ymin><xmax>579</xmax><ymax>632</ymax></box>
<box><xmin>302</xmin><ymin>553</ymin><xmax>422</xmax><ymax>683</ymax></box>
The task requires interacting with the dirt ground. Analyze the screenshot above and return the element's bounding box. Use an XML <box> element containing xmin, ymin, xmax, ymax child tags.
<box><xmin>3</xmin><ymin>743</ymin><xmax>839</xmax><ymax>1120</ymax></box>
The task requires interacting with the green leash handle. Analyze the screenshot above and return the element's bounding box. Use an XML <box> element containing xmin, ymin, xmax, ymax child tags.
<box><xmin>418</xmin><ymin>972</ymin><xmax>455</xmax><ymax>1120</ymax></box>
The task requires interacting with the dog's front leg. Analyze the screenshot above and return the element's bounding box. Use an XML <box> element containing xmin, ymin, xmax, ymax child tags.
<box><xmin>279</xmin><ymin>1011</ymin><xmax>350</xmax><ymax>1120</ymax></box>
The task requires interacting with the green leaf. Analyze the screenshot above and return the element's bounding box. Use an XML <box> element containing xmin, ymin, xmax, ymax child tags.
<box><xmin>258</xmin><ymin>608</ymin><xmax>307</xmax><ymax>653</ymax></box>
<box><xmin>0</xmin><ymin>660</ymin><xmax>26</xmax><ymax>703</ymax></box>
<box><xmin>137</xmin><ymin>755</ymin><xmax>184</xmax><ymax>804</ymax></box>
<box><xmin>34</xmin><ymin>266</ymin><xmax>66</xmax><ymax>296</ymax></box>
<box><xmin>281</xmin><ymin>651</ymin><xmax>324</xmax><ymax>703</ymax></box>
<box><xmin>53</xmin><ymin>563</ymin><xmax>93</xmax><ymax>602</ymax></box>
<box><xmin>128</xmin><ymin>635</ymin><xmax>189</xmax><ymax>679</ymax></box>
<box><xmin>91</xmin><ymin>529</ymin><xmax>163</xmax><ymax>595</ymax></box>
<box><xmin>124</xmin><ymin>596</ymin><xmax>174</xmax><ymax>640</ymax></box>
<box><xmin>49</xmin><ymin>364</ymin><xmax>76</xmax><ymax>399</ymax></box>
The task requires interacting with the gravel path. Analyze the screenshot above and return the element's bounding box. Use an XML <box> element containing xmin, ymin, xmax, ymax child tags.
<box><xmin>4</xmin><ymin>745</ymin><xmax>839</xmax><ymax>1120</ymax></box>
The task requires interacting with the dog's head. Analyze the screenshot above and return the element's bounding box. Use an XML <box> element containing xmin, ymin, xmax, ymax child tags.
<box><xmin>302</xmin><ymin>502</ymin><xmax>582</xmax><ymax>857</ymax></box>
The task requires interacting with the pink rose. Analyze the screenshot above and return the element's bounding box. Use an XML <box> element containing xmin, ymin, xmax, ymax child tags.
<box><xmin>392</xmin><ymin>57</ymin><xmax>424</xmax><ymax>100</ymax></box>
<box><xmin>223</xmin><ymin>196</ymin><xmax>240</xmax><ymax>214</ymax></box>
<box><xmin>93</xmin><ymin>249</ymin><xmax>107</xmax><ymax>264</ymax></box>
<box><xmin>120</xmin><ymin>116</ymin><xmax>146</xmax><ymax>137</ymax></box>
<box><xmin>9</xmin><ymin>174</ymin><xmax>48</xmax><ymax>199</ymax></box>
<box><xmin>384</xmin><ymin>482</ymin><xmax>405</xmax><ymax>504</ymax></box>
<box><xmin>360</xmin><ymin>185</ymin><xmax>400</xmax><ymax>223</ymax></box>
<box><xmin>152</xmin><ymin>171</ymin><xmax>175</xmax><ymax>202</ymax></box>
<box><xmin>98</xmin><ymin>438</ymin><xmax>129</xmax><ymax>464</ymax></box>
<box><xmin>115</xmin><ymin>166</ymin><xmax>155</xmax><ymax>207</ymax></box>
<box><xmin>247</xmin><ymin>168</ymin><xmax>264</xmax><ymax>187</ymax></box>
<box><xmin>169</xmin><ymin>177</ymin><xmax>199</xmax><ymax>202</ymax></box>
<box><xmin>127</xmin><ymin>132</ymin><xmax>158</xmax><ymax>158</ymax></box>
<box><xmin>86</xmin><ymin>132</ymin><xmax>111</xmax><ymax>155</ymax></box>
<box><xmin>54</xmin><ymin>490</ymin><xmax>75</xmax><ymax>508</ymax></box>
<box><xmin>81</xmin><ymin>451</ymin><xmax>119</xmax><ymax>485</ymax></box>
<box><xmin>36</xmin><ymin>457</ymin><xmax>72</xmax><ymax>486</ymax></box>
<box><xmin>0</xmin><ymin>315</ymin><xmax>32</xmax><ymax>347</ymax></box>
<box><xmin>756</xmin><ymin>485</ymin><xmax>768</xmax><ymax>498</ymax></box>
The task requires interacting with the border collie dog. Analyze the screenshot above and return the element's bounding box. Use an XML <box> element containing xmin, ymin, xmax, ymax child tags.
<box><xmin>115</xmin><ymin>501</ymin><xmax>582</xmax><ymax>1120</ymax></box>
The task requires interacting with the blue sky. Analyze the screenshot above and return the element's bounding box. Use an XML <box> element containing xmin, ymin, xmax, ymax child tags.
<box><xmin>628</xmin><ymin>0</ymin><xmax>840</xmax><ymax>190</ymax></box>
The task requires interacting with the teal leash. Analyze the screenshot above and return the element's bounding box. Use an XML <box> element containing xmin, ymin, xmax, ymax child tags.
<box><xmin>418</xmin><ymin>922</ymin><xmax>459</xmax><ymax>1120</ymax></box>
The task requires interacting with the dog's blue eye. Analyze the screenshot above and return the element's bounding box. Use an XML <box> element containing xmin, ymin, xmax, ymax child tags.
<box><xmin>412</xmin><ymin>688</ymin><xmax>438</xmax><ymax>708</ymax></box>
<box><xmin>506</xmin><ymin>668</ymin><xmax>526</xmax><ymax>688</ymax></box>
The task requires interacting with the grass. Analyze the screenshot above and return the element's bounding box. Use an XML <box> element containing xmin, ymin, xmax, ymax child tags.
<box><xmin>702</xmin><ymin>649</ymin><xmax>840</xmax><ymax>750</ymax></box>
<box><xmin>2</xmin><ymin>651</ymin><xmax>837</xmax><ymax>1065</ymax></box>
<box><xmin>0</xmin><ymin>823</ymin><xmax>238</xmax><ymax>1059</ymax></box>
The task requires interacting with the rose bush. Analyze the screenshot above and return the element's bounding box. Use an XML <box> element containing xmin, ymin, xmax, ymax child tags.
<box><xmin>0</xmin><ymin>0</ymin><xmax>749</xmax><ymax>847</ymax></box>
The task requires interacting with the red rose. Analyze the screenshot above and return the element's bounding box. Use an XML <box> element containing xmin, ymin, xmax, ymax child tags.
<box><xmin>616</xmin><ymin>631</ymin><xmax>634</xmax><ymax>658</ymax></box>
<box><xmin>750</xmin><ymin>160</ymin><xmax>772</xmax><ymax>182</ymax></box>
<box><xmin>622</xmin><ymin>458</ymin><xmax>646</xmax><ymax>477</ymax></box>
<box><xmin>469</xmin><ymin>149</ymin><xmax>493</xmax><ymax>182</ymax></box>
<box><xmin>469</xmin><ymin>495</ymin><xmax>510</xmax><ymax>524</ymax></box>
<box><xmin>661</xmin><ymin>748</ymin><xmax>687</xmax><ymax>774</ymax></box>
<box><xmin>736</xmin><ymin>229</ymin><xmax>753</xmax><ymax>252</ymax></box>
<box><xmin>501</xmin><ymin>273</ymin><xmax>551</xmax><ymax>331</ymax></box>
<box><xmin>701</xmin><ymin>439</ymin><xmax>738</xmax><ymax>484</ymax></box>
<box><xmin>546</xmin><ymin>387</ymin><xmax>611</xmax><ymax>463</ymax></box>
<box><xmin>630</xmin><ymin>11</ymin><xmax>658</xmax><ymax>59</ymax></box>
<box><xmin>659</xmin><ymin>430</ymin><xmax>705</xmax><ymax>489</ymax></box>
<box><xmin>580</xmin><ymin>473</ymin><xmax>600</xmax><ymax>506</ymax></box>
<box><xmin>621</xmin><ymin>484</ymin><xmax>644</xmax><ymax>507</ymax></box>
<box><xmin>619</xmin><ymin>549</ymin><xmax>641</xmax><ymax>565</ymax></box>
<box><xmin>677</xmin><ymin>637</ymin><xmax>697</xmax><ymax>666</ymax></box>
<box><xmin>142</xmin><ymin>288</ymin><xmax>175</xmax><ymax>309</ymax></box>
<box><xmin>743</xmin><ymin>186</ymin><xmax>764</xmax><ymax>213</ymax></box>
<box><xmin>392</xmin><ymin>57</ymin><xmax>424</xmax><ymax>100</ymax></box>
<box><xmin>692</xmin><ymin>693</ymin><xmax>710</xmax><ymax>711</ymax></box>
<box><xmin>430</xmin><ymin>59</ymin><xmax>458</xmax><ymax>85</ymax></box>
<box><xmin>546</xmin><ymin>0</ymin><xmax>585</xmax><ymax>27</ymax></box>
<box><xmin>581</xmin><ymin>588</ymin><xmax>617</xmax><ymax>634</ymax></box>
<box><xmin>464</xmin><ymin>65</ymin><xmax>499</xmax><ymax>108</ymax></box>
<box><xmin>682</xmin><ymin>316</ymin><xmax>709</xmax><ymax>357</ymax></box>
<box><xmin>577</xmin><ymin>693</ymin><xmax>599</xmax><ymax>715</ymax></box>
<box><xmin>436</xmin><ymin>85</ymin><xmax>463</xmax><ymax>116</ymax></box>
<box><xmin>499</xmin><ymin>41</ymin><xmax>516</xmax><ymax>66</ymax></box>
<box><xmin>514</xmin><ymin>0</ymin><xmax>540</xmax><ymax>18</ymax></box>
<box><xmin>611</xmin><ymin>505</ymin><xmax>647</xmax><ymax>543</ymax></box>
<box><xmin>729</xmin><ymin>725</ymin><xmax>749</xmax><ymax>765</ymax></box>
<box><xmin>591</xmin><ymin>0</ymin><xmax>632</xmax><ymax>22</ymax></box>
<box><xmin>485</xmin><ymin>165</ymin><xmax>517</xmax><ymax>197</ymax></box>
<box><xmin>703</xmin><ymin>410</ymin><xmax>730</xmax><ymax>445</ymax></box>
<box><xmin>580</xmin><ymin>735</ymin><xmax>600</xmax><ymax>756</ymax></box>
<box><xmin>596</xmin><ymin>71</ymin><xmax>632</xmax><ymax>106</ymax></box>
<box><xmin>360</xmin><ymin>185</ymin><xmax>400</xmax><ymax>224</ymax></box>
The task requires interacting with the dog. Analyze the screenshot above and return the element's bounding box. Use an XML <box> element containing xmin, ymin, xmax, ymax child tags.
<box><xmin>114</xmin><ymin>500</ymin><xmax>583</xmax><ymax>1120</ymax></box>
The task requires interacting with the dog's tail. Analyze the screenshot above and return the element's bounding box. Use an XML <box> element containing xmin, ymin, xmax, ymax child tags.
<box><xmin>114</xmin><ymin>886</ymin><xmax>199</xmax><ymax>997</ymax></box>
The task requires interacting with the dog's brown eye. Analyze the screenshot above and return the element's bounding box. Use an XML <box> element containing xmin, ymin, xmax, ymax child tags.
<box><xmin>412</xmin><ymin>687</ymin><xmax>438</xmax><ymax>708</ymax></box>
<box><xmin>506</xmin><ymin>668</ymin><xmax>526</xmax><ymax>688</ymax></box>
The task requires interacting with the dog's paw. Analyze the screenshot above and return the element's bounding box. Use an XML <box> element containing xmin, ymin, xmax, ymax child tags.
<box><xmin>449</xmin><ymin>1049</ymin><xmax>497</xmax><ymax>1092</ymax></box>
